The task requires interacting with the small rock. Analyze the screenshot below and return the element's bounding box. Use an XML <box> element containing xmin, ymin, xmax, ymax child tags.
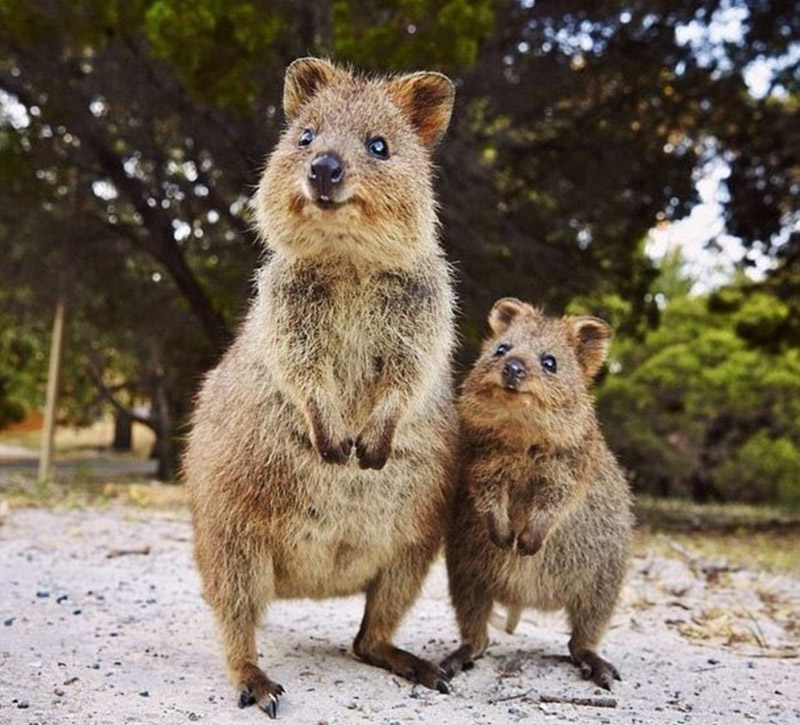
<box><xmin>707</xmin><ymin>658</ymin><xmax>719</xmax><ymax>665</ymax></box>
<box><xmin>36</xmin><ymin>590</ymin><xmax>50</xmax><ymax>598</ymax></box>
<box><xmin>72</xmin><ymin>609</ymin><xmax>82</xmax><ymax>615</ymax></box>
<box><xmin>4</xmin><ymin>617</ymin><xmax>14</xmax><ymax>626</ymax></box>
<box><xmin>188</xmin><ymin>713</ymin><xmax>199</xmax><ymax>722</ymax></box>
<box><xmin>56</xmin><ymin>594</ymin><xmax>68</xmax><ymax>604</ymax></box>
<box><xmin>139</xmin><ymin>690</ymin><xmax>150</xmax><ymax>697</ymax></box>
<box><xmin>17</xmin><ymin>700</ymin><xmax>30</xmax><ymax>709</ymax></box>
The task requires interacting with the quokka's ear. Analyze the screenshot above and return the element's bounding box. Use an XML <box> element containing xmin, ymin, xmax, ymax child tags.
<box><xmin>387</xmin><ymin>72</ymin><xmax>455</xmax><ymax>147</ymax></box>
<box><xmin>488</xmin><ymin>297</ymin><xmax>527</xmax><ymax>335</ymax></box>
<box><xmin>284</xmin><ymin>57</ymin><xmax>343</xmax><ymax>120</ymax></box>
<box><xmin>568</xmin><ymin>316</ymin><xmax>613</xmax><ymax>378</ymax></box>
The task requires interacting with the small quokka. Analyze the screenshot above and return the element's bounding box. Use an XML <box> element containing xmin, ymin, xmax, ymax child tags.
<box><xmin>184</xmin><ymin>58</ymin><xmax>458</xmax><ymax>717</ymax></box>
<box><xmin>442</xmin><ymin>298</ymin><xmax>633</xmax><ymax>690</ymax></box>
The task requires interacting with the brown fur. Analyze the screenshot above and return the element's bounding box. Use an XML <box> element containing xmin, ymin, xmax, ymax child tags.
<box><xmin>184</xmin><ymin>58</ymin><xmax>457</xmax><ymax>716</ymax></box>
<box><xmin>441</xmin><ymin>299</ymin><xmax>633</xmax><ymax>690</ymax></box>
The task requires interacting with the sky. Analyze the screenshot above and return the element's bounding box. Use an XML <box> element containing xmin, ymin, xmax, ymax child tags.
<box><xmin>645</xmin><ymin>2</ymin><xmax>797</xmax><ymax>293</ymax></box>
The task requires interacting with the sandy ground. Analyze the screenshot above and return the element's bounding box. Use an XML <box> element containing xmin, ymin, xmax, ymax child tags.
<box><xmin>1</xmin><ymin>507</ymin><xmax>798</xmax><ymax>725</ymax></box>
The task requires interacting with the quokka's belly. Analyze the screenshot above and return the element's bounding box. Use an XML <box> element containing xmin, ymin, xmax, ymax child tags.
<box><xmin>270</xmin><ymin>472</ymin><xmax>413</xmax><ymax>599</ymax></box>
<box><xmin>488</xmin><ymin>543</ymin><xmax>574</xmax><ymax>612</ymax></box>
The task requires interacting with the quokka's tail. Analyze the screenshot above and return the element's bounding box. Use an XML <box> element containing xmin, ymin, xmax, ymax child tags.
<box><xmin>489</xmin><ymin>604</ymin><xmax>523</xmax><ymax>634</ymax></box>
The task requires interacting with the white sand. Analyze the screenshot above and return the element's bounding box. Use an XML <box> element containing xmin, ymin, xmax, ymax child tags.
<box><xmin>1</xmin><ymin>507</ymin><xmax>798</xmax><ymax>724</ymax></box>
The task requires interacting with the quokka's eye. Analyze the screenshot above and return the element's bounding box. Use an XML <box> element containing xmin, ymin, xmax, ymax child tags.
<box><xmin>540</xmin><ymin>353</ymin><xmax>557</xmax><ymax>374</ymax></box>
<box><xmin>298</xmin><ymin>129</ymin><xmax>315</xmax><ymax>147</ymax></box>
<box><xmin>494</xmin><ymin>343</ymin><xmax>512</xmax><ymax>357</ymax></box>
<box><xmin>366</xmin><ymin>136</ymin><xmax>390</xmax><ymax>159</ymax></box>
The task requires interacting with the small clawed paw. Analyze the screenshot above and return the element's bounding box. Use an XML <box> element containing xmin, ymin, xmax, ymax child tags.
<box><xmin>355</xmin><ymin>438</ymin><xmax>391</xmax><ymax>470</ymax></box>
<box><xmin>483</xmin><ymin>512</ymin><xmax>514</xmax><ymax>550</ymax></box>
<box><xmin>440</xmin><ymin>644</ymin><xmax>473</xmax><ymax>681</ymax></box>
<box><xmin>319</xmin><ymin>437</ymin><xmax>353</xmax><ymax>464</ymax></box>
<box><xmin>414</xmin><ymin>661</ymin><xmax>451</xmax><ymax>694</ymax></box>
<box><xmin>237</xmin><ymin>666</ymin><xmax>285</xmax><ymax>718</ymax></box>
<box><xmin>516</xmin><ymin>525</ymin><xmax>545</xmax><ymax>556</ymax></box>
<box><xmin>578</xmin><ymin>654</ymin><xmax>621</xmax><ymax>691</ymax></box>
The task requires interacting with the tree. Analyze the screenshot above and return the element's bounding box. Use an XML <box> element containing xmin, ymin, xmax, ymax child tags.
<box><xmin>1</xmin><ymin>1</ymin><xmax>798</xmax><ymax>479</ymax></box>
<box><xmin>597</xmin><ymin>271</ymin><xmax>800</xmax><ymax>504</ymax></box>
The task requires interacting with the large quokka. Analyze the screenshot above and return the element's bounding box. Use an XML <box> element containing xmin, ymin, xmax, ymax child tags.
<box><xmin>442</xmin><ymin>298</ymin><xmax>633</xmax><ymax>690</ymax></box>
<box><xmin>184</xmin><ymin>58</ymin><xmax>458</xmax><ymax>717</ymax></box>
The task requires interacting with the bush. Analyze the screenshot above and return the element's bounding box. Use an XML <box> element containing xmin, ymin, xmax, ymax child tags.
<box><xmin>712</xmin><ymin>430</ymin><xmax>800</xmax><ymax>506</ymax></box>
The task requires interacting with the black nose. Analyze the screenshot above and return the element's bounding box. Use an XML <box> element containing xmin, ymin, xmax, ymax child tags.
<box><xmin>309</xmin><ymin>153</ymin><xmax>344</xmax><ymax>200</ymax></box>
<box><xmin>502</xmin><ymin>358</ymin><xmax>527</xmax><ymax>388</ymax></box>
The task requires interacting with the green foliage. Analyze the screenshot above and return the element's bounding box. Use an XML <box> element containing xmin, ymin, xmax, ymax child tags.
<box><xmin>598</xmin><ymin>272</ymin><xmax>800</xmax><ymax>506</ymax></box>
<box><xmin>144</xmin><ymin>0</ymin><xmax>285</xmax><ymax>112</ymax></box>
<box><xmin>332</xmin><ymin>0</ymin><xmax>495</xmax><ymax>71</ymax></box>
<box><xmin>0</xmin><ymin>301</ymin><xmax>45</xmax><ymax>429</ymax></box>
<box><xmin>712</xmin><ymin>430</ymin><xmax>800</xmax><ymax>506</ymax></box>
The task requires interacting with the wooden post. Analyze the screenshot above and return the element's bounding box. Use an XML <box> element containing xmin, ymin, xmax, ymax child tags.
<box><xmin>38</xmin><ymin>293</ymin><xmax>66</xmax><ymax>482</ymax></box>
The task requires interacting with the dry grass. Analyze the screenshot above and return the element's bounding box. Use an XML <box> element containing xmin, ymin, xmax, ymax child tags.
<box><xmin>1</xmin><ymin>476</ymin><xmax>186</xmax><ymax>511</ymax></box>
<box><xmin>0</xmin><ymin>416</ymin><xmax>155</xmax><ymax>458</ymax></box>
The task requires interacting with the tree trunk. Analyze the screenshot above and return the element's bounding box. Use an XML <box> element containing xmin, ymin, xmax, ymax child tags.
<box><xmin>38</xmin><ymin>293</ymin><xmax>66</xmax><ymax>482</ymax></box>
<box><xmin>112</xmin><ymin>408</ymin><xmax>133</xmax><ymax>452</ymax></box>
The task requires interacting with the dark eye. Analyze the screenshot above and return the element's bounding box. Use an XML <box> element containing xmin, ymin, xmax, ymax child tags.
<box><xmin>298</xmin><ymin>129</ymin><xmax>315</xmax><ymax>147</ymax></box>
<box><xmin>367</xmin><ymin>136</ymin><xmax>389</xmax><ymax>159</ymax></box>
<box><xmin>540</xmin><ymin>354</ymin><xmax>557</xmax><ymax>374</ymax></box>
<box><xmin>494</xmin><ymin>343</ymin><xmax>512</xmax><ymax>357</ymax></box>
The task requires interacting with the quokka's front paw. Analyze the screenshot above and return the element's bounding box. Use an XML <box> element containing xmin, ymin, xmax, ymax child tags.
<box><xmin>355</xmin><ymin>415</ymin><xmax>397</xmax><ymax>470</ymax></box>
<box><xmin>317</xmin><ymin>436</ymin><xmax>353</xmax><ymax>464</ymax></box>
<box><xmin>517</xmin><ymin>517</ymin><xmax>550</xmax><ymax>556</ymax></box>
<box><xmin>307</xmin><ymin>401</ymin><xmax>352</xmax><ymax>465</ymax></box>
<box><xmin>483</xmin><ymin>510</ymin><xmax>514</xmax><ymax>550</ymax></box>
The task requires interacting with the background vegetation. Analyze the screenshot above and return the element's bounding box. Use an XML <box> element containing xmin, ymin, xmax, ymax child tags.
<box><xmin>1</xmin><ymin>0</ymin><xmax>798</xmax><ymax>500</ymax></box>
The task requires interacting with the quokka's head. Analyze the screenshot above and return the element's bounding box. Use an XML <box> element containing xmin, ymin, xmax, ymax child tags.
<box><xmin>460</xmin><ymin>298</ymin><xmax>612</xmax><ymax>431</ymax></box>
<box><xmin>254</xmin><ymin>58</ymin><xmax>455</xmax><ymax>265</ymax></box>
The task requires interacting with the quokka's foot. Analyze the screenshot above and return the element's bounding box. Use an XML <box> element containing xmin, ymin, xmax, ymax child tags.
<box><xmin>357</xmin><ymin>643</ymin><xmax>450</xmax><ymax>693</ymax></box>
<box><xmin>440</xmin><ymin>643</ymin><xmax>476</xmax><ymax>680</ymax></box>
<box><xmin>571</xmin><ymin>649</ymin><xmax>621</xmax><ymax>691</ymax></box>
<box><xmin>236</xmin><ymin>663</ymin><xmax>285</xmax><ymax>718</ymax></box>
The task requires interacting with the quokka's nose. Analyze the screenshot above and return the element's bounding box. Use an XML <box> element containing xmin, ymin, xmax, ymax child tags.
<box><xmin>308</xmin><ymin>153</ymin><xmax>344</xmax><ymax>200</ymax></box>
<box><xmin>502</xmin><ymin>358</ymin><xmax>527</xmax><ymax>389</ymax></box>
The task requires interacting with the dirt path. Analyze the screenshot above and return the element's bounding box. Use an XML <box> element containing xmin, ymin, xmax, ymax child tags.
<box><xmin>1</xmin><ymin>507</ymin><xmax>798</xmax><ymax>724</ymax></box>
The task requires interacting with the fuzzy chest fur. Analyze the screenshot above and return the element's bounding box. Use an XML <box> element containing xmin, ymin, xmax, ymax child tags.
<box><xmin>257</xmin><ymin>254</ymin><xmax>452</xmax><ymax>429</ymax></box>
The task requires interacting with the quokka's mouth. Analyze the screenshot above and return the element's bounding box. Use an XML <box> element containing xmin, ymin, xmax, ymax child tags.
<box><xmin>314</xmin><ymin>198</ymin><xmax>346</xmax><ymax>211</ymax></box>
<box><xmin>310</xmin><ymin>196</ymin><xmax>348</xmax><ymax>211</ymax></box>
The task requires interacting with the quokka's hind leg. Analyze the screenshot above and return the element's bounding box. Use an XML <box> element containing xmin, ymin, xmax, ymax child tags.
<box><xmin>566</xmin><ymin>581</ymin><xmax>622</xmax><ymax>691</ymax></box>
<box><xmin>198</xmin><ymin>536</ymin><xmax>284</xmax><ymax>717</ymax></box>
<box><xmin>439</xmin><ymin>556</ymin><xmax>493</xmax><ymax>680</ymax></box>
<box><xmin>353</xmin><ymin>540</ymin><xmax>450</xmax><ymax>693</ymax></box>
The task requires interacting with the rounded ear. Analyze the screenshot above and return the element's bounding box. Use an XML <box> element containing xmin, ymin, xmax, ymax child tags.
<box><xmin>568</xmin><ymin>316</ymin><xmax>613</xmax><ymax>378</ymax></box>
<box><xmin>284</xmin><ymin>57</ymin><xmax>342</xmax><ymax>121</ymax></box>
<box><xmin>488</xmin><ymin>297</ymin><xmax>526</xmax><ymax>335</ymax></box>
<box><xmin>387</xmin><ymin>72</ymin><xmax>455</xmax><ymax>147</ymax></box>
